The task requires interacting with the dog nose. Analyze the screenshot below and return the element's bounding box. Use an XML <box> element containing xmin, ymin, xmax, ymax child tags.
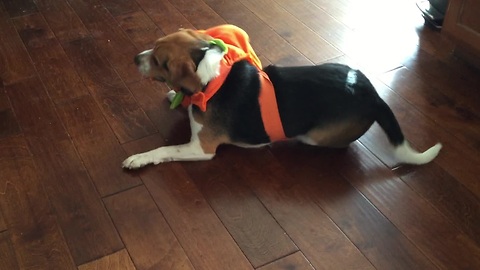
<box><xmin>134</xmin><ymin>55</ymin><xmax>141</xmax><ymax>66</ymax></box>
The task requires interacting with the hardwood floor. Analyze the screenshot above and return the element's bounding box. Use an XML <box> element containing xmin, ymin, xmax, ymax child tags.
<box><xmin>1</xmin><ymin>0</ymin><xmax>479</xmax><ymax>269</ymax></box>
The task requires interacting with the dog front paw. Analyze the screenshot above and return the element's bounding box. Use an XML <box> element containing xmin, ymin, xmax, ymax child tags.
<box><xmin>122</xmin><ymin>154</ymin><xmax>152</xmax><ymax>169</ymax></box>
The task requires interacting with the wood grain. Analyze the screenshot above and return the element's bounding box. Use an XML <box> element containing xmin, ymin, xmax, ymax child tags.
<box><xmin>126</xmin><ymin>79</ymin><xmax>190</xmax><ymax>144</ymax></box>
<box><xmin>115</xmin><ymin>10</ymin><xmax>164</xmax><ymax>51</ymax></box>
<box><xmin>0</xmin><ymin>109</ymin><xmax>20</xmax><ymax>138</ymax></box>
<box><xmin>221</xmin><ymin>147</ymin><xmax>374</xmax><ymax>270</ymax></box>
<box><xmin>34</xmin><ymin>0</ymin><xmax>90</xmax><ymax>42</ymax></box>
<box><xmin>101</xmin><ymin>0</ymin><xmax>140</xmax><ymax>16</ymax></box>
<box><xmin>62</xmin><ymin>37</ymin><xmax>156</xmax><ymax>143</ymax></box>
<box><xmin>395</xmin><ymin>162</ymin><xmax>480</xmax><ymax>246</ymax></box>
<box><xmin>0</xmin><ymin>212</ymin><xmax>5</xmax><ymax>233</ymax></box>
<box><xmin>12</xmin><ymin>13</ymin><xmax>89</xmax><ymax>104</ymax></box>
<box><xmin>6</xmin><ymin>77</ymin><xmax>123</xmax><ymax>265</ymax></box>
<box><xmin>0</xmin><ymin>135</ymin><xmax>31</xmax><ymax>160</ymax></box>
<box><xmin>122</xmin><ymin>135</ymin><xmax>254</xmax><ymax>270</ymax></box>
<box><xmin>56</xmin><ymin>96</ymin><xmax>142</xmax><ymax>197</ymax></box>
<box><xmin>380</xmin><ymin>67</ymin><xmax>480</xmax><ymax>152</ymax></box>
<box><xmin>272</xmin><ymin>0</ymin><xmax>351</xmax><ymax>52</ymax></box>
<box><xmin>0</xmin><ymin>3</ymin><xmax>35</xmax><ymax>85</ymax></box>
<box><xmin>169</xmin><ymin>0</ymin><xmax>225</xmax><ymax>30</ymax></box>
<box><xmin>66</xmin><ymin>0</ymin><xmax>140</xmax><ymax>84</ymax></box>
<box><xmin>1</xmin><ymin>0</ymin><xmax>37</xmax><ymax>17</ymax></box>
<box><xmin>235</xmin><ymin>0</ymin><xmax>342</xmax><ymax>64</ymax></box>
<box><xmin>270</xmin><ymin>144</ymin><xmax>436</xmax><ymax>269</ymax></box>
<box><xmin>78</xmin><ymin>249</ymin><xmax>136</xmax><ymax>270</ymax></box>
<box><xmin>104</xmin><ymin>186</ymin><xmax>194</xmax><ymax>270</ymax></box>
<box><xmin>358</xmin><ymin>79</ymin><xmax>480</xmax><ymax>198</ymax></box>
<box><xmin>204</xmin><ymin>0</ymin><xmax>312</xmax><ymax>66</ymax></box>
<box><xmin>135</xmin><ymin>0</ymin><xmax>194</xmax><ymax>34</ymax></box>
<box><xmin>0</xmin><ymin>231</ymin><xmax>20</xmax><ymax>270</ymax></box>
<box><xmin>258</xmin><ymin>252</ymin><xmax>314</xmax><ymax>270</ymax></box>
<box><xmin>182</xmin><ymin>155</ymin><xmax>298</xmax><ymax>267</ymax></box>
<box><xmin>334</xmin><ymin>142</ymin><xmax>480</xmax><ymax>269</ymax></box>
<box><xmin>0</xmin><ymin>158</ymin><xmax>76</xmax><ymax>270</ymax></box>
<box><xmin>403</xmin><ymin>49</ymin><xmax>480</xmax><ymax>115</ymax></box>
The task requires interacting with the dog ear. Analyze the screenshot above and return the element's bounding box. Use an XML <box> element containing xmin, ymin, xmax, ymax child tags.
<box><xmin>168</xmin><ymin>59</ymin><xmax>202</xmax><ymax>95</ymax></box>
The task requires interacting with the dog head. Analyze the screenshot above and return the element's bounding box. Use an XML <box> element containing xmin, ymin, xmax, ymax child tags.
<box><xmin>134</xmin><ymin>29</ymin><xmax>214</xmax><ymax>95</ymax></box>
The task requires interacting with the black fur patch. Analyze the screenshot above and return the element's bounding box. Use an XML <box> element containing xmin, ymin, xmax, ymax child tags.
<box><xmin>206</xmin><ymin>60</ymin><xmax>270</xmax><ymax>144</ymax></box>
<box><xmin>264</xmin><ymin>63</ymin><xmax>381</xmax><ymax>137</ymax></box>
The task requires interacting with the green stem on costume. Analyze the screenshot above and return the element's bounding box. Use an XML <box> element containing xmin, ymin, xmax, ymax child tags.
<box><xmin>170</xmin><ymin>92</ymin><xmax>184</xmax><ymax>109</ymax></box>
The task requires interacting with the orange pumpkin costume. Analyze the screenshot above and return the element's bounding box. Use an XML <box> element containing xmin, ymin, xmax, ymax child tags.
<box><xmin>182</xmin><ymin>25</ymin><xmax>286</xmax><ymax>141</ymax></box>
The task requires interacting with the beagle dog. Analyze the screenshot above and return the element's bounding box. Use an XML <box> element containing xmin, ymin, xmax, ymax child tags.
<box><xmin>122</xmin><ymin>25</ymin><xmax>441</xmax><ymax>169</ymax></box>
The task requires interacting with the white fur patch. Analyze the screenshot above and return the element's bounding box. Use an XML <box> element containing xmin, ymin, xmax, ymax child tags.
<box><xmin>345</xmin><ymin>69</ymin><xmax>357</xmax><ymax>94</ymax></box>
<box><xmin>167</xmin><ymin>90</ymin><xmax>176</xmax><ymax>102</ymax></box>
<box><xmin>136</xmin><ymin>49</ymin><xmax>153</xmax><ymax>76</ymax></box>
<box><xmin>196</xmin><ymin>48</ymin><xmax>224</xmax><ymax>85</ymax></box>
<box><xmin>122</xmin><ymin>106</ymin><xmax>214</xmax><ymax>169</ymax></box>
<box><xmin>394</xmin><ymin>141</ymin><xmax>442</xmax><ymax>165</ymax></box>
<box><xmin>296</xmin><ymin>135</ymin><xmax>317</xmax><ymax>146</ymax></box>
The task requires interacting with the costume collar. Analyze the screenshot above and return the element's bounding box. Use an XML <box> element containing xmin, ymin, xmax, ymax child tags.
<box><xmin>181</xmin><ymin>59</ymin><xmax>231</xmax><ymax>111</ymax></box>
<box><xmin>170</xmin><ymin>38</ymin><xmax>229</xmax><ymax>111</ymax></box>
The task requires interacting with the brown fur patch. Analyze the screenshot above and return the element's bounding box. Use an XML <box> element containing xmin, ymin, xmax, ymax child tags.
<box><xmin>192</xmin><ymin>110</ymin><xmax>230</xmax><ymax>154</ymax></box>
<box><xmin>305</xmin><ymin>118</ymin><xmax>374</xmax><ymax>147</ymax></box>
<box><xmin>149</xmin><ymin>30</ymin><xmax>213</xmax><ymax>94</ymax></box>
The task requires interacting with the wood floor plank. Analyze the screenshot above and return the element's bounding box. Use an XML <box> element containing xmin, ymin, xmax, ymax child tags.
<box><xmin>270</xmin><ymin>145</ymin><xmax>436</xmax><ymax>269</ymax></box>
<box><xmin>134</xmin><ymin>0</ymin><xmax>194</xmax><ymax>34</ymax></box>
<box><xmin>403</xmin><ymin>49</ymin><xmax>480</xmax><ymax>116</ymax></box>
<box><xmin>182</xmin><ymin>156</ymin><xmax>298</xmax><ymax>268</ymax></box>
<box><xmin>0</xmin><ymin>3</ymin><xmax>35</xmax><ymax>86</ymax></box>
<box><xmin>311</xmin><ymin>0</ymin><xmax>421</xmax><ymax>73</ymax></box>
<box><xmin>0</xmin><ymin>158</ymin><xmax>76</xmax><ymax>270</ymax></box>
<box><xmin>34</xmin><ymin>0</ymin><xmax>90</xmax><ymax>42</ymax></box>
<box><xmin>12</xmin><ymin>13</ymin><xmax>90</xmax><ymax>104</ymax></box>
<box><xmin>0</xmin><ymin>210</ymin><xmax>6</xmax><ymax>232</ymax></box>
<box><xmin>394</xmin><ymin>162</ymin><xmax>480</xmax><ymax>246</ymax></box>
<box><xmin>0</xmin><ymin>231</ymin><xmax>20</xmax><ymax>270</ymax></box>
<box><xmin>115</xmin><ymin>10</ymin><xmax>164</xmax><ymax>51</ymax></box>
<box><xmin>101</xmin><ymin>0</ymin><xmax>141</xmax><ymax>16</ymax></box>
<box><xmin>66</xmin><ymin>0</ymin><xmax>141</xmax><ymax>84</ymax></box>
<box><xmin>257</xmin><ymin>252</ymin><xmax>314</xmax><ymax>270</ymax></box>
<box><xmin>0</xmin><ymin>135</ymin><xmax>31</xmax><ymax>160</ymax></box>
<box><xmin>169</xmin><ymin>0</ymin><xmax>225</xmax><ymax>30</ymax></box>
<box><xmin>214</xmin><ymin>147</ymin><xmax>374</xmax><ymax>269</ymax></box>
<box><xmin>127</xmin><ymin>79</ymin><xmax>190</xmax><ymax>145</ymax></box>
<box><xmin>56</xmin><ymin>95</ymin><xmax>142</xmax><ymax>197</ymax></box>
<box><xmin>380</xmin><ymin>67</ymin><xmax>480</xmax><ymax>152</ymax></box>
<box><xmin>62</xmin><ymin>37</ymin><xmax>156</xmax><ymax>143</ymax></box>
<box><xmin>235</xmin><ymin>0</ymin><xmax>342</xmax><ymax>63</ymax></box>
<box><xmin>0</xmin><ymin>109</ymin><xmax>21</xmax><ymax>139</ymax></box>
<box><xmin>358</xmin><ymin>79</ymin><xmax>480</xmax><ymax>198</ymax></box>
<box><xmin>0</xmin><ymin>86</ymin><xmax>9</xmax><ymax>110</ymax></box>
<box><xmin>334</xmin><ymin>142</ymin><xmax>480</xmax><ymax>269</ymax></box>
<box><xmin>272</xmin><ymin>0</ymin><xmax>351</xmax><ymax>53</ymax></box>
<box><xmin>1</xmin><ymin>0</ymin><xmax>37</xmax><ymax>17</ymax></box>
<box><xmin>104</xmin><ymin>186</ymin><xmax>194</xmax><ymax>270</ymax></box>
<box><xmin>236</xmin><ymin>146</ymin><xmax>435</xmax><ymax>269</ymax></box>
<box><xmin>373</xmin><ymin>69</ymin><xmax>480</xmax><ymax>246</ymax></box>
<box><xmin>6</xmin><ymin>77</ymin><xmax>124</xmax><ymax>265</ymax></box>
<box><xmin>78</xmin><ymin>250</ymin><xmax>136</xmax><ymax>270</ymax></box>
<box><xmin>122</xmin><ymin>135</ymin><xmax>253</xmax><ymax>270</ymax></box>
<box><xmin>203</xmin><ymin>0</ymin><xmax>312</xmax><ymax>66</ymax></box>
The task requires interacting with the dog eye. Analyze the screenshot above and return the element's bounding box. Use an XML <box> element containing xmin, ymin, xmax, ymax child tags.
<box><xmin>152</xmin><ymin>57</ymin><xmax>159</xmax><ymax>66</ymax></box>
<box><xmin>163</xmin><ymin>61</ymin><xmax>169</xmax><ymax>71</ymax></box>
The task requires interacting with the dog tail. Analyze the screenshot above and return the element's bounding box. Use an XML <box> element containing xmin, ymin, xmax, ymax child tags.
<box><xmin>375</xmin><ymin>99</ymin><xmax>442</xmax><ymax>165</ymax></box>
